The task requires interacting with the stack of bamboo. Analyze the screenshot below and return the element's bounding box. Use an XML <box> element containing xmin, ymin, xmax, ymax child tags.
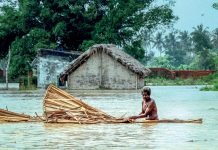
<box><xmin>0</xmin><ymin>108</ymin><xmax>33</xmax><ymax>122</ymax></box>
<box><xmin>43</xmin><ymin>85</ymin><xmax>129</xmax><ymax>124</ymax></box>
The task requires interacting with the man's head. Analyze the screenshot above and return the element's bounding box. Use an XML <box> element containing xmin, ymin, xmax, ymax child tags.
<box><xmin>142</xmin><ymin>86</ymin><xmax>151</xmax><ymax>96</ymax></box>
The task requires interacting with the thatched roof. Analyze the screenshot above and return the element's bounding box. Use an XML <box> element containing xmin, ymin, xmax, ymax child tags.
<box><xmin>60</xmin><ymin>44</ymin><xmax>150</xmax><ymax>80</ymax></box>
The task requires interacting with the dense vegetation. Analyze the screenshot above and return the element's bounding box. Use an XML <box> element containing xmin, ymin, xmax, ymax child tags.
<box><xmin>0</xmin><ymin>0</ymin><xmax>217</xmax><ymax>90</ymax></box>
<box><xmin>149</xmin><ymin>26</ymin><xmax>218</xmax><ymax>71</ymax></box>
<box><xmin>200</xmin><ymin>72</ymin><xmax>218</xmax><ymax>91</ymax></box>
<box><xmin>0</xmin><ymin>0</ymin><xmax>175</xmax><ymax>78</ymax></box>
<box><xmin>145</xmin><ymin>2</ymin><xmax>218</xmax><ymax>90</ymax></box>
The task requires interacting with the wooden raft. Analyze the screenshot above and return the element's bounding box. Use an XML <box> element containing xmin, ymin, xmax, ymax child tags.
<box><xmin>43</xmin><ymin>85</ymin><xmax>202</xmax><ymax>124</ymax></box>
<box><xmin>0</xmin><ymin>108</ymin><xmax>35</xmax><ymax>122</ymax></box>
<box><xmin>0</xmin><ymin>84</ymin><xmax>203</xmax><ymax>124</ymax></box>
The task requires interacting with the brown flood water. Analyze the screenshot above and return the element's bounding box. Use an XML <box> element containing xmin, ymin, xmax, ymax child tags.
<box><xmin>0</xmin><ymin>86</ymin><xmax>218</xmax><ymax>149</ymax></box>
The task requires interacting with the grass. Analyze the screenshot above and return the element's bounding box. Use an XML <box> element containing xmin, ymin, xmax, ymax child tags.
<box><xmin>19</xmin><ymin>76</ymin><xmax>37</xmax><ymax>90</ymax></box>
<box><xmin>200</xmin><ymin>72</ymin><xmax>218</xmax><ymax>91</ymax></box>
<box><xmin>19</xmin><ymin>84</ymin><xmax>37</xmax><ymax>90</ymax></box>
<box><xmin>200</xmin><ymin>79</ymin><xmax>218</xmax><ymax>91</ymax></box>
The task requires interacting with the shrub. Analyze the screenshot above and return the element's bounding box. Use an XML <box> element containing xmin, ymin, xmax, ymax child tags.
<box><xmin>19</xmin><ymin>76</ymin><xmax>37</xmax><ymax>90</ymax></box>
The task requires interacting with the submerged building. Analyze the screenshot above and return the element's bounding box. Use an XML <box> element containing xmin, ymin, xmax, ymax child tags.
<box><xmin>60</xmin><ymin>44</ymin><xmax>150</xmax><ymax>90</ymax></box>
<box><xmin>32</xmin><ymin>49</ymin><xmax>81</xmax><ymax>88</ymax></box>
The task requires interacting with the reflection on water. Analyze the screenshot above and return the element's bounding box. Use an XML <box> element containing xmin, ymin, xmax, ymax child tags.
<box><xmin>0</xmin><ymin>86</ymin><xmax>218</xmax><ymax>149</ymax></box>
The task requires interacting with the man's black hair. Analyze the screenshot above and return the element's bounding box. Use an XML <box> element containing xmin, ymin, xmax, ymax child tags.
<box><xmin>141</xmin><ymin>86</ymin><xmax>151</xmax><ymax>96</ymax></box>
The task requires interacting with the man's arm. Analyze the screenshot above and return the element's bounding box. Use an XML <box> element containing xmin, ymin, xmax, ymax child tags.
<box><xmin>139</xmin><ymin>101</ymin><xmax>144</xmax><ymax>115</ymax></box>
<box><xmin>129</xmin><ymin>101</ymin><xmax>154</xmax><ymax>120</ymax></box>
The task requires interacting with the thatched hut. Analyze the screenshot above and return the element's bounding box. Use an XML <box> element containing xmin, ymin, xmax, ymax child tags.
<box><xmin>60</xmin><ymin>44</ymin><xmax>150</xmax><ymax>90</ymax></box>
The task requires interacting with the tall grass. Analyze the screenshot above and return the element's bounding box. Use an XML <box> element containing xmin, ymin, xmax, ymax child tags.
<box><xmin>198</xmin><ymin>72</ymin><xmax>218</xmax><ymax>91</ymax></box>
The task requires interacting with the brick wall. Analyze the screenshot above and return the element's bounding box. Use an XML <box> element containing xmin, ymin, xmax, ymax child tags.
<box><xmin>149</xmin><ymin>68</ymin><xmax>215</xmax><ymax>79</ymax></box>
<box><xmin>173</xmin><ymin>70</ymin><xmax>215</xmax><ymax>79</ymax></box>
<box><xmin>149</xmin><ymin>68</ymin><xmax>175</xmax><ymax>79</ymax></box>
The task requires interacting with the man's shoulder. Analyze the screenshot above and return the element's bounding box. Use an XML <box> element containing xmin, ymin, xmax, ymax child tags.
<box><xmin>151</xmin><ymin>97</ymin><xmax>155</xmax><ymax>101</ymax></box>
<box><xmin>150</xmin><ymin>98</ymin><xmax>156</xmax><ymax>103</ymax></box>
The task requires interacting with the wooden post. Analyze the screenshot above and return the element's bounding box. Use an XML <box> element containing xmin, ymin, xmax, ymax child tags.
<box><xmin>99</xmin><ymin>51</ymin><xmax>103</xmax><ymax>87</ymax></box>
<box><xmin>6</xmin><ymin>48</ymin><xmax>11</xmax><ymax>90</ymax></box>
<box><xmin>135</xmin><ymin>75</ymin><xmax>138</xmax><ymax>90</ymax></box>
<box><xmin>27</xmin><ymin>71</ymin><xmax>30</xmax><ymax>88</ymax></box>
<box><xmin>6</xmin><ymin>69</ymin><xmax>8</xmax><ymax>90</ymax></box>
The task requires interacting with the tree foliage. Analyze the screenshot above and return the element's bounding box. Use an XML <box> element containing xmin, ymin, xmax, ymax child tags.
<box><xmin>152</xmin><ymin>26</ymin><xmax>218</xmax><ymax>70</ymax></box>
<box><xmin>149</xmin><ymin>2</ymin><xmax>218</xmax><ymax>72</ymax></box>
<box><xmin>9</xmin><ymin>28</ymin><xmax>53</xmax><ymax>77</ymax></box>
<box><xmin>191</xmin><ymin>25</ymin><xmax>212</xmax><ymax>53</ymax></box>
<box><xmin>213</xmin><ymin>2</ymin><xmax>218</xmax><ymax>9</ymax></box>
<box><xmin>191</xmin><ymin>25</ymin><xmax>214</xmax><ymax>70</ymax></box>
<box><xmin>211</xmin><ymin>28</ymin><xmax>218</xmax><ymax>51</ymax></box>
<box><xmin>153</xmin><ymin>32</ymin><xmax>165</xmax><ymax>56</ymax></box>
<box><xmin>0</xmin><ymin>0</ymin><xmax>176</xmax><ymax>78</ymax></box>
<box><xmin>163</xmin><ymin>32</ymin><xmax>187</xmax><ymax>67</ymax></box>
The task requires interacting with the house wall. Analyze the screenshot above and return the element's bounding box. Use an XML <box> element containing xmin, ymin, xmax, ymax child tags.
<box><xmin>68</xmin><ymin>52</ymin><xmax>101</xmax><ymax>89</ymax></box>
<box><xmin>37</xmin><ymin>56</ymin><xmax>70</xmax><ymax>88</ymax></box>
<box><xmin>68</xmin><ymin>52</ymin><xmax>144</xmax><ymax>89</ymax></box>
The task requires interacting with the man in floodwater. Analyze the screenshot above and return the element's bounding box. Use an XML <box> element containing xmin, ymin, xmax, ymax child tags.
<box><xmin>129</xmin><ymin>86</ymin><xmax>158</xmax><ymax>120</ymax></box>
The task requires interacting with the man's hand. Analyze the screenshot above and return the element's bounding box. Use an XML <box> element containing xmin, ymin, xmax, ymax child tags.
<box><xmin>127</xmin><ymin>116</ymin><xmax>136</xmax><ymax>122</ymax></box>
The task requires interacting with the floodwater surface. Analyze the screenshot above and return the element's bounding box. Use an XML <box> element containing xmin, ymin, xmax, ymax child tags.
<box><xmin>0</xmin><ymin>86</ymin><xmax>218</xmax><ymax>150</ymax></box>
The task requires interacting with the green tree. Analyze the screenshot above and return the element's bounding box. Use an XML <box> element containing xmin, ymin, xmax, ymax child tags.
<box><xmin>211</xmin><ymin>28</ymin><xmax>218</xmax><ymax>52</ymax></box>
<box><xmin>178</xmin><ymin>31</ymin><xmax>192</xmax><ymax>52</ymax></box>
<box><xmin>191</xmin><ymin>24</ymin><xmax>214</xmax><ymax>70</ymax></box>
<box><xmin>0</xmin><ymin>3</ymin><xmax>22</xmax><ymax>58</ymax></box>
<box><xmin>0</xmin><ymin>0</ymin><xmax>176</xmax><ymax>78</ymax></box>
<box><xmin>164</xmin><ymin>32</ymin><xmax>187</xmax><ymax>68</ymax></box>
<box><xmin>153</xmin><ymin>32</ymin><xmax>165</xmax><ymax>57</ymax></box>
<box><xmin>177</xmin><ymin>31</ymin><xmax>193</xmax><ymax>65</ymax></box>
<box><xmin>141</xmin><ymin>30</ymin><xmax>155</xmax><ymax>64</ymax></box>
<box><xmin>213</xmin><ymin>2</ymin><xmax>218</xmax><ymax>9</ymax></box>
<box><xmin>124</xmin><ymin>40</ymin><xmax>145</xmax><ymax>61</ymax></box>
<box><xmin>90</xmin><ymin>1</ymin><xmax>175</xmax><ymax>48</ymax></box>
<box><xmin>210</xmin><ymin>28</ymin><xmax>218</xmax><ymax>71</ymax></box>
<box><xmin>9</xmin><ymin>28</ymin><xmax>53</xmax><ymax>78</ymax></box>
<box><xmin>150</xmin><ymin>56</ymin><xmax>173</xmax><ymax>69</ymax></box>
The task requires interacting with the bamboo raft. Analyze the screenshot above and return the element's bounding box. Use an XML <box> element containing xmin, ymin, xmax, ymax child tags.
<box><xmin>0</xmin><ymin>84</ymin><xmax>203</xmax><ymax>124</ymax></box>
<box><xmin>42</xmin><ymin>85</ymin><xmax>202</xmax><ymax>124</ymax></box>
<box><xmin>0</xmin><ymin>108</ymin><xmax>38</xmax><ymax>122</ymax></box>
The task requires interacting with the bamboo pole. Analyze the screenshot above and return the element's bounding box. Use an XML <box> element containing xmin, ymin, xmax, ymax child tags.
<box><xmin>46</xmin><ymin>99</ymin><xmax>80</xmax><ymax>110</ymax></box>
<box><xmin>134</xmin><ymin>118</ymin><xmax>203</xmax><ymax>124</ymax></box>
<box><xmin>0</xmin><ymin>109</ymin><xmax>31</xmax><ymax>118</ymax></box>
<box><xmin>45</xmin><ymin>85</ymin><xmax>112</xmax><ymax>115</ymax></box>
<box><xmin>5</xmin><ymin>48</ymin><xmax>11</xmax><ymax>90</ymax></box>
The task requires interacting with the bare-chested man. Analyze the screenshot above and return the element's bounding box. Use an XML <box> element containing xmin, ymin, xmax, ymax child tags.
<box><xmin>129</xmin><ymin>86</ymin><xmax>158</xmax><ymax>120</ymax></box>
